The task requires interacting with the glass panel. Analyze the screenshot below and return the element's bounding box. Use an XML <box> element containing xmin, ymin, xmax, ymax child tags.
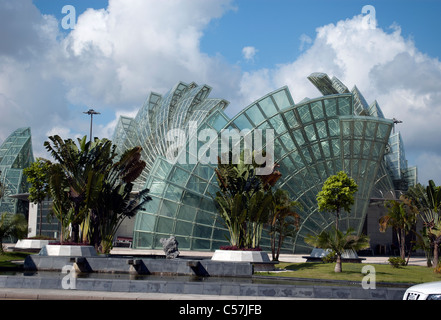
<box><xmin>141</xmin><ymin>196</ymin><xmax>160</xmax><ymax>214</ymax></box>
<box><xmin>157</xmin><ymin>217</ymin><xmax>174</xmax><ymax>233</ymax></box>
<box><xmin>165</xmin><ymin>184</ymin><xmax>183</xmax><ymax>202</ymax></box>
<box><xmin>269</xmin><ymin>114</ymin><xmax>285</xmax><ymax>135</ymax></box>
<box><xmin>353</xmin><ymin>140</ymin><xmax>361</xmax><ymax>156</ymax></box>
<box><xmin>290</xmin><ymin>151</ymin><xmax>304</xmax><ymax>169</ymax></box>
<box><xmin>171</xmin><ymin>167</ymin><xmax>190</xmax><ymax>185</ymax></box>
<box><xmin>177</xmin><ymin>205</ymin><xmax>196</xmax><ymax>222</ymax></box>
<box><xmin>301</xmin><ymin>147</ymin><xmax>313</xmax><ymax>164</ymax></box>
<box><xmin>175</xmin><ymin>221</ymin><xmax>193</xmax><ymax>236</ymax></box>
<box><xmin>365</xmin><ymin>121</ymin><xmax>377</xmax><ymax>137</ymax></box>
<box><xmin>193</xmin><ymin>164</ymin><xmax>213</xmax><ymax>180</ymax></box>
<box><xmin>281</xmin><ymin>157</ymin><xmax>295</xmax><ymax>174</ymax></box>
<box><xmin>138</xmin><ymin>213</ymin><xmax>156</xmax><ymax>231</ymax></box>
<box><xmin>187</xmin><ymin>175</ymin><xmax>207</xmax><ymax>193</ymax></box>
<box><xmin>338</xmin><ymin>97</ymin><xmax>351</xmax><ymax>115</ymax></box>
<box><xmin>209</xmin><ymin>114</ymin><xmax>228</xmax><ymax>131</ymax></box>
<box><xmin>344</xmin><ymin>140</ymin><xmax>351</xmax><ymax>157</ymax></box>
<box><xmin>259</xmin><ymin>96</ymin><xmax>278</xmax><ymax>117</ymax></box>
<box><xmin>284</xmin><ymin>110</ymin><xmax>299</xmax><ymax>128</ymax></box>
<box><xmin>193</xmin><ymin>224</ymin><xmax>213</xmax><ymax>238</ymax></box>
<box><xmin>354</xmin><ymin>122</ymin><xmax>365</xmax><ymax>137</ymax></box>
<box><xmin>315</xmin><ymin>121</ymin><xmax>328</xmax><ymax>139</ymax></box>
<box><xmin>160</xmin><ymin>200</ymin><xmax>178</xmax><ymax>218</ymax></box>
<box><xmin>297</xmin><ymin>105</ymin><xmax>312</xmax><ymax>124</ymax></box>
<box><xmin>331</xmin><ymin>139</ymin><xmax>341</xmax><ymax>156</ymax></box>
<box><xmin>233</xmin><ymin>114</ymin><xmax>253</xmax><ymax>131</ymax></box>
<box><xmin>292</xmin><ymin>130</ymin><xmax>305</xmax><ymax>146</ymax></box>
<box><xmin>363</xmin><ymin>140</ymin><xmax>372</xmax><ymax>156</ymax></box>
<box><xmin>376</xmin><ymin>123</ymin><xmax>389</xmax><ymax>140</ymax></box>
<box><xmin>321</xmin><ymin>141</ymin><xmax>331</xmax><ymax>158</ymax></box>
<box><xmin>246</xmin><ymin>105</ymin><xmax>265</xmax><ymax>126</ymax></box>
<box><xmin>155</xmin><ymin>158</ymin><xmax>173</xmax><ymax>179</ymax></box>
<box><xmin>149</xmin><ymin>179</ymin><xmax>166</xmax><ymax>196</ymax></box>
<box><xmin>175</xmin><ymin>236</ymin><xmax>191</xmax><ymax>249</ymax></box>
<box><xmin>324</xmin><ymin>98</ymin><xmax>337</xmax><ymax>116</ymax></box>
<box><xmin>181</xmin><ymin>191</ymin><xmax>201</xmax><ymax>207</ymax></box>
<box><xmin>304</xmin><ymin>124</ymin><xmax>317</xmax><ymax>142</ymax></box>
<box><xmin>311</xmin><ymin>101</ymin><xmax>324</xmax><ymax>120</ymax></box>
<box><xmin>199</xmin><ymin>197</ymin><xmax>216</xmax><ymax>212</ymax></box>
<box><xmin>136</xmin><ymin>232</ymin><xmax>153</xmax><ymax>248</ymax></box>
<box><xmin>311</xmin><ymin>143</ymin><xmax>322</xmax><ymax>161</ymax></box>
<box><xmin>328</xmin><ymin>119</ymin><xmax>339</xmax><ymax>136</ymax></box>
<box><xmin>280</xmin><ymin>132</ymin><xmax>295</xmax><ymax>150</ymax></box>
<box><xmin>273</xmin><ymin>90</ymin><xmax>291</xmax><ymax>110</ymax></box>
<box><xmin>192</xmin><ymin>238</ymin><xmax>211</xmax><ymax>250</ymax></box>
<box><xmin>195</xmin><ymin>210</ymin><xmax>215</xmax><ymax>226</ymax></box>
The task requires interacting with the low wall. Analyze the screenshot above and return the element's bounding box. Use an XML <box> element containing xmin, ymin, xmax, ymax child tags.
<box><xmin>24</xmin><ymin>255</ymin><xmax>254</xmax><ymax>277</ymax></box>
<box><xmin>0</xmin><ymin>274</ymin><xmax>407</xmax><ymax>300</ymax></box>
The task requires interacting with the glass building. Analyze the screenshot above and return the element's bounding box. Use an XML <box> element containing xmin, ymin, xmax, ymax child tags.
<box><xmin>0</xmin><ymin>127</ymin><xmax>34</xmax><ymax>216</ymax></box>
<box><xmin>113</xmin><ymin>73</ymin><xmax>416</xmax><ymax>253</ymax></box>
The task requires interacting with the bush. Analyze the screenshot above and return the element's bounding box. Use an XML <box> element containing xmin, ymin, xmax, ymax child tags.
<box><xmin>388</xmin><ymin>256</ymin><xmax>406</xmax><ymax>268</ymax></box>
<box><xmin>322</xmin><ymin>250</ymin><xmax>337</xmax><ymax>263</ymax></box>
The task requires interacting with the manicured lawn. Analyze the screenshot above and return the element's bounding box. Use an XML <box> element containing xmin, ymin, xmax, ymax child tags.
<box><xmin>258</xmin><ymin>262</ymin><xmax>441</xmax><ymax>285</ymax></box>
<box><xmin>0</xmin><ymin>252</ymin><xmax>31</xmax><ymax>269</ymax></box>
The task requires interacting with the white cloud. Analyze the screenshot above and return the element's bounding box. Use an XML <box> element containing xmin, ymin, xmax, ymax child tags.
<box><xmin>238</xmin><ymin>14</ymin><xmax>441</xmax><ymax>184</ymax></box>
<box><xmin>299</xmin><ymin>34</ymin><xmax>312</xmax><ymax>51</ymax></box>
<box><xmin>0</xmin><ymin>3</ymin><xmax>440</xmax><ymax>185</ymax></box>
<box><xmin>242</xmin><ymin>46</ymin><xmax>258</xmax><ymax>62</ymax></box>
<box><xmin>0</xmin><ymin>0</ymin><xmax>238</xmax><ymax>157</ymax></box>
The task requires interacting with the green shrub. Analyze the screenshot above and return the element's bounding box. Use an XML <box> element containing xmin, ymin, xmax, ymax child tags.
<box><xmin>388</xmin><ymin>256</ymin><xmax>406</xmax><ymax>268</ymax></box>
<box><xmin>322</xmin><ymin>250</ymin><xmax>336</xmax><ymax>263</ymax></box>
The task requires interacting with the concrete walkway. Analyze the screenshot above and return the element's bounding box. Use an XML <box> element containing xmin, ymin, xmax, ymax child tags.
<box><xmin>109</xmin><ymin>247</ymin><xmax>429</xmax><ymax>266</ymax></box>
<box><xmin>0</xmin><ymin>288</ymin><xmax>303</xmax><ymax>300</ymax></box>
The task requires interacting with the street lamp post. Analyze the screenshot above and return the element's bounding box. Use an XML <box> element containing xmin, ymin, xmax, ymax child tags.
<box><xmin>392</xmin><ymin>118</ymin><xmax>402</xmax><ymax>134</ymax></box>
<box><xmin>83</xmin><ymin>109</ymin><xmax>100</xmax><ymax>141</ymax></box>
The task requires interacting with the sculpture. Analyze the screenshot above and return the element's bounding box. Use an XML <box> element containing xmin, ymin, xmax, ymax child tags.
<box><xmin>160</xmin><ymin>236</ymin><xmax>180</xmax><ymax>259</ymax></box>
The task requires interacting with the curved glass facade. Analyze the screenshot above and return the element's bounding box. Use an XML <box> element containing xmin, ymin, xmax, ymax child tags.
<box><xmin>0</xmin><ymin>127</ymin><xmax>34</xmax><ymax>216</ymax></box>
<box><xmin>113</xmin><ymin>73</ymin><xmax>416</xmax><ymax>253</ymax></box>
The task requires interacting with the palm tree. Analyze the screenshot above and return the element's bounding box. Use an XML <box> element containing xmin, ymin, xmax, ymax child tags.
<box><xmin>44</xmin><ymin>135</ymin><xmax>117</xmax><ymax>243</ymax></box>
<box><xmin>0</xmin><ymin>213</ymin><xmax>27</xmax><ymax>254</ymax></box>
<box><xmin>406</xmin><ymin>181</ymin><xmax>441</xmax><ymax>268</ymax></box>
<box><xmin>46</xmin><ymin>162</ymin><xmax>75</xmax><ymax>243</ymax></box>
<box><xmin>268</xmin><ymin>189</ymin><xmax>301</xmax><ymax>261</ymax></box>
<box><xmin>88</xmin><ymin>146</ymin><xmax>151</xmax><ymax>253</ymax></box>
<box><xmin>379</xmin><ymin>195</ymin><xmax>418</xmax><ymax>261</ymax></box>
<box><xmin>214</xmin><ymin>151</ymin><xmax>281</xmax><ymax>249</ymax></box>
<box><xmin>305</xmin><ymin>228</ymin><xmax>370</xmax><ymax>272</ymax></box>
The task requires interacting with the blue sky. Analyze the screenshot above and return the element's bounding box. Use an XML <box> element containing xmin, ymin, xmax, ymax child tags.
<box><xmin>1</xmin><ymin>0</ymin><xmax>441</xmax><ymax>184</ymax></box>
<box><xmin>33</xmin><ymin>0</ymin><xmax>441</xmax><ymax>68</ymax></box>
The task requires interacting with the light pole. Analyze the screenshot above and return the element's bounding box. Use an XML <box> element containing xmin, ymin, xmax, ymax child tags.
<box><xmin>392</xmin><ymin>118</ymin><xmax>402</xmax><ymax>133</ymax></box>
<box><xmin>83</xmin><ymin>109</ymin><xmax>100</xmax><ymax>141</ymax></box>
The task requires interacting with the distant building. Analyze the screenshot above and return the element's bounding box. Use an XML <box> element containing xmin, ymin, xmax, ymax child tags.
<box><xmin>4</xmin><ymin>73</ymin><xmax>417</xmax><ymax>254</ymax></box>
<box><xmin>0</xmin><ymin>127</ymin><xmax>34</xmax><ymax>218</ymax></box>
<box><xmin>113</xmin><ymin>73</ymin><xmax>417</xmax><ymax>254</ymax></box>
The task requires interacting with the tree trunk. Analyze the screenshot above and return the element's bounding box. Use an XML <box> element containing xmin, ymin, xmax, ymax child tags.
<box><xmin>275</xmin><ymin>232</ymin><xmax>283</xmax><ymax>261</ymax></box>
<box><xmin>71</xmin><ymin>223</ymin><xmax>79</xmax><ymax>243</ymax></box>
<box><xmin>270</xmin><ymin>235</ymin><xmax>276</xmax><ymax>261</ymax></box>
<box><xmin>335</xmin><ymin>254</ymin><xmax>342</xmax><ymax>272</ymax></box>
<box><xmin>434</xmin><ymin>242</ymin><xmax>439</xmax><ymax>269</ymax></box>
<box><xmin>39</xmin><ymin>201</ymin><xmax>43</xmax><ymax>235</ymax></box>
<box><xmin>400</xmin><ymin>229</ymin><xmax>406</xmax><ymax>260</ymax></box>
